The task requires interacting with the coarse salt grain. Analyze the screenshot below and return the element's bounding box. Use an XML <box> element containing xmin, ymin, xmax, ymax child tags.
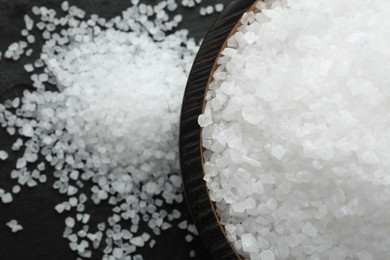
<box><xmin>6</xmin><ymin>219</ymin><xmax>23</xmax><ymax>232</ymax></box>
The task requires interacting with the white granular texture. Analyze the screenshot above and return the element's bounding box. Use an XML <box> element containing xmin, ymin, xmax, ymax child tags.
<box><xmin>0</xmin><ymin>1</ymin><xmax>200</xmax><ymax>258</ymax></box>
<box><xmin>201</xmin><ymin>0</ymin><xmax>390</xmax><ymax>259</ymax></box>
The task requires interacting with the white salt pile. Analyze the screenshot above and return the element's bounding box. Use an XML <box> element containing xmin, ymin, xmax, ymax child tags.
<box><xmin>0</xmin><ymin>1</ymin><xmax>203</xmax><ymax>259</ymax></box>
<box><xmin>200</xmin><ymin>0</ymin><xmax>390</xmax><ymax>259</ymax></box>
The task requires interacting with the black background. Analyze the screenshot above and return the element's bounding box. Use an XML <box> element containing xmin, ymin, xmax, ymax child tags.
<box><xmin>0</xmin><ymin>0</ymin><xmax>228</xmax><ymax>259</ymax></box>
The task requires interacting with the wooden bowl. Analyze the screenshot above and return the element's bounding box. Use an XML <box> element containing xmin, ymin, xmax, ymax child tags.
<box><xmin>179</xmin><ymin>0</ymin><xmax>259</xmax><ymax>259</ymax></box>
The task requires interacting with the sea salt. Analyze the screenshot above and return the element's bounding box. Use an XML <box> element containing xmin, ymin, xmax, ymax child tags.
<box><xmin>201</xmin><ymin>0</ymin><xmax>390</xmax><ymax>259</ymax></box>
<box><xmin>6</xmin><ymin>219</ymin><xmax>23</xmax><ymax>232</ymax></box>
<box><xmin>0</xmin><ymin>150</ymin><xmax>8</xmax><ymax>160</ymax></box>
<box><xmin>1</xmin><ymin>193</ymin><xmax>13</xmax><ymax>204</ymax></box>
<box><xmin>0</xmin><ymin>1</ymin><xmax>201</xmax><ymax>258</ymax></box>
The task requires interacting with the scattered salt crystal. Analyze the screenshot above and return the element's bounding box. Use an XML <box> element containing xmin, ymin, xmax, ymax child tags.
<box><xmin>6</xmin><ymin>219</ymin><xmax>23</xmax><ymax>232</ymax></box>
<box><xmin>12</xmin><ymin>185</ymin><xmax>21</xmax><ymax>194</ymax></box>
<box><xmin>55</xmin><ymin>204</ymin><xmax>65</xmax><ymax>214</ymax></box>
<box><xmin>185</xmin><ymin>234</ymin><xmax>193</xmax><ymax>242</ymax></box>
<box><xmin>214</xmin><ymin>3</ymin><xmax>224</xmax><ymax>13</ymax></box>
<box><xmin>24</xmin><ymin>64</ymin><xmax>34</xmax><ymax>72</ymax></box>
<box><xmin>1</xmin><ymin>193</ymin><xmax>13</xmax><ymax>204</ymax></box>
<box><xmin>24</xmin><ymin>15</ymin><xmax>34</xmax><ymax>31</ymax></box>
<box><xmin>0</xmin><ymin>150</ymin><xmax>8</xmax><ymax>160</ymax></box>
<box><xmin>61</xmin><ymin>1</ymin><xmax>69</xmax><ymax>12</ymax></box>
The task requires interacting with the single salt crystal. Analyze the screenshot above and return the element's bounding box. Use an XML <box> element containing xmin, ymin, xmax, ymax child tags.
<box><xmin>61</xmin><ymin>1</ymin><xmax>69</xmax><ymax>11</ymax></box>
<box><xmin>169</xmin><ymin>175</ymin><xmax>182</xmax><ymax>188</ymax></box>
<box><xmin>16</xmin><ymin>158</ymin><xmax>26</xmax><ymax>169</ymax></box>
<box><xmin>67</xmin><ymin>186</ymin><xmax>78</xmax><ymax>196</ymax></box>
<box><xmin>185</xmin><ymin>234</ymin><xmax>193</xmax><ymax>242</ymax></box>
<box><xmin>243</xmin><ymin>31</ymin><xmax>257</xmax><ymax>44</ymax></box>
<box><xmin>27</xmin><ymin>35</ymin><xmax>35</xmax><ymax>44</ymax></box>
<box><xmin>271</xmin><ymin>145</ymin><xmax>286</xmax><ymax>160</ymax></box>
<box><xmin>24</xmin><ymin>15</ymin><xmax>34</xmax><ymax>31</ymax></box>
<box><xmin>6</xmin><ymin>219</ymin><xmax>23</xmax><ymax>232</ymax></box>
<box><xmin>242</xmin><ymin>155</ymin><xmax>262</xmax><ymax>167</ymax></box>
<box><xmin>130</xmin><ymin>237</ymin><xmax>144</xmax><ymax>247</ymax></box>
<box><xmin>215</xmin><ymin>3</ymin><xmax>224</xmax><ymax>13</ymax></box>
<box><xmin>0</xmin><ymin>150</ymin><xmax>8</xmax><ymax>160</ymax></box>
<box><xmin>198</xmin><ymin>114</ymin><xmax>212</xmax><ymax>127</ymax></box>
<box><xmin>55</xmin><ymin>203</ymin><xmax>65</xmax><ymax>214</ymax></box>
<box><xmin>1</xmin><ymin>193</ymin><xmax>13</xmax><ymax>204</ymax></box>
<box><xmin>69</xmin><ymin>170</ymin><xmax>79</xmax><ymax>180</ymax></box>
<box><xmin>133</xmin><ymin>255</ymin><xmax>143</xmax><ymax>260</ymax></box>
<box><xmin>241</xmin><ymin>233</ymin><xmax>258</xmax><ymax>253</ymax></box>
<box><xmin>259</xmin><ymin>250</ymin><xmax>275</xmax><ymax>260</ymax></box>
<box><xmin>69</xmin><ymin>197</ymin><xmax>78</xmax><ymax>207</ymax></box>
<box><xmin>12</xmin><ymin>185</ymin><xmax>21</xmax><ymax>194</ymax></box>
<box><xmin>65</xmin><ymin>217</ymin><xmax>75</xmax><ymax>228</ymax></box>
<box><xmin>189</xmin><ymin>250</ymin><xmax>195</xmax><ymax>258</ymax></box>
<box><xmin>302</xmin><ymin>223</ymin><xmax>317</xmax><ymax>237</ymax></box>
<box><xmin>178</xmin><ymin>220</ymin><xmax>188</xmax><ymax>229</ymax></box>
<box><xmin>112</xmin><ymin>248</ymin><xmax>123</xmax><ymax>258</ymax></box>
<box><xmin>24</xmin><ymin>64</ymin><xmax>34</xmax><ymax>72</ymax></box>
<box><xmin>21</xmin><ymin>124</ymin><xmax>34</xmax><ymax>137</ymax></box>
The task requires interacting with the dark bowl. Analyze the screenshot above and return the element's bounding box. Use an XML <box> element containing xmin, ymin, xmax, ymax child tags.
<box><xmin>179</xmin><ymin>0</ymin><xmax>258</xmax><ymax>259</ymax></box>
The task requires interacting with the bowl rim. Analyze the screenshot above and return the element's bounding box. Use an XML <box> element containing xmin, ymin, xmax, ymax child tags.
<box><xmin>179</xmin><ymin>0</ymin><xmax>258</xmax><ymax>259</ymax></box>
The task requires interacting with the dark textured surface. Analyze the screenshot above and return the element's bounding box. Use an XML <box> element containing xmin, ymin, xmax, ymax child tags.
<box><xmin>0</xmin><ymin>1</ymin><xmax>229</xmax><ymax>260</ymax></box>
<box><xmin>180</xmin><ymin>1</ymin><xmax>257</xmax><ymax>260</ymax></box>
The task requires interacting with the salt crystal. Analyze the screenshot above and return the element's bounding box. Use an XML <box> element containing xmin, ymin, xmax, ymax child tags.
<box><xmin>185</xmin><ymin>234</ymin><xmax>193</xmax><ymax>242</ymax></box>
<box><xmin>65</xmin><ymin>217</ymin><xmax>75</xmax><ymax>228</ymax></box>
<box><xmin>259</xmin><ymin>250</ymin><xmax>275</xmax><ymax>260</ymax></box>
<box><xmin>215</xmin><ymin>3</ymin><xmax>224</xmax><ymax>13</ymax></box>
<box><xmin>0</xmin><ymin>150</ymin><xmax>8</xmax><ymax>160</ymax></box>
<box><xmin>55</xmin><ymin>204</ymin><xmax>65</xmax><ymax>214</ymax></box>
<box><xmin>130</xmin><ymin>237</ymin><xmax>144</xmax><ymax>247</ymax></box>
<box><xmin>241</xmin><ymin>233</ymin><xmax>258</xmax><ymax>253</ymax></box>
<box><xmin>6</xmin><ymin>219</ymin><xmax>23</xmax><ymax>232</ymax></box>
<box><xmin>271</xmin><ymin>145</ymin><xmax>286</xmax><ymax>160</ymax></box>
<box><xmin>1</xmin><ymin>193</ymin><xmax>13</xmax><ymax>204</ymax></box>
<box><xmin>302</xmin><ymin>223</ymin><xmax>317</xmax><ymax>237</ymax></box>
<box><xmin>24</xmin><ymin>15</ymin><xmax>34</xmax><ymax>31</ymax></box>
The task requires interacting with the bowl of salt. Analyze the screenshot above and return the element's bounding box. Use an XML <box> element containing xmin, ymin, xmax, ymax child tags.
<box><xmin>181</xmin><ymin>0</ymin><xmax>390</xmax><ymax>259</ymax></box>
<box><xmin>180</xmin><ymin>0</ymin><xmax>258</xmax><ymax>259</ymax></box>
